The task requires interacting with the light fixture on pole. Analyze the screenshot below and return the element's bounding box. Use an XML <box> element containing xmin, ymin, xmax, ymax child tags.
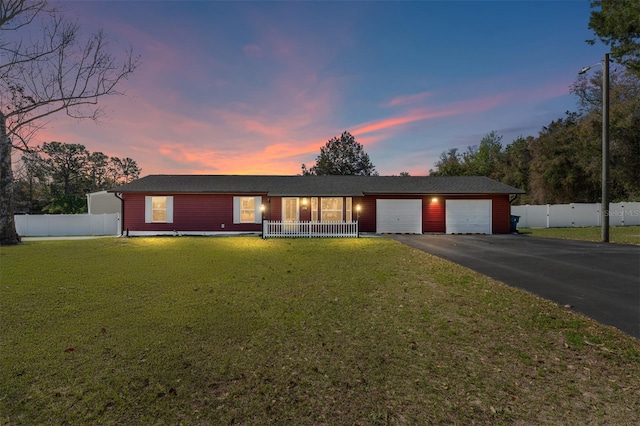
<box><xmin>578</xmin><ymin>53</ymin><xmax>610</xmax><ymax>243</ymax></box>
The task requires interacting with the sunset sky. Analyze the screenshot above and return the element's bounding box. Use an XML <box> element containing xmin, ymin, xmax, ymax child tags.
<box><xmin>37</xmin><ymin>0</ymin><xmax>607</xmax><ymax>177</ymax></box>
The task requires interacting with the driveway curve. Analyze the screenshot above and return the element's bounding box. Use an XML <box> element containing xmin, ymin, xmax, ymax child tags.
<box><xmin>389</xmin><ymin>234</ymin><xmax>640</xmax><ymax>339</ymax></box>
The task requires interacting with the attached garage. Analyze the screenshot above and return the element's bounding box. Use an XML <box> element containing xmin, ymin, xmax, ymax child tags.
<box><xmin>376</xmin><ymin>199</ymin><xmax>422</xmax><ymax>234</ymax></box>
<box><xmin>445</xmin><ymin>199</ymin><xmax>492</xmax><ymax>234</ymax></box>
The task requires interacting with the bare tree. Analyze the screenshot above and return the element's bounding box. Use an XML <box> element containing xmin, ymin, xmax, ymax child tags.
<box><xmin>0</xmin><ymin>0</ymin><xmax>138</xmax><ymax>244</ymax></box>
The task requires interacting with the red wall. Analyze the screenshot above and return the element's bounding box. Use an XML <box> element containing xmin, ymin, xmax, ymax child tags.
<box><xmin>122</xmin><ymin>193</ymin><xmax>265</xmax><ymax>233</ymax></box>
<box><xmin>424</xmin><ymin>197</ymin><xmax>445</xmax><ymax>233</ymax></box>
<box><xmin>490</xmin><ymin>194</ymin><xmax>511</xmax><ymax>234</ymax></box>
<box><xmin>122</xmin><ymin>193</ymin><xmax>513</xmax><ymax>234</ymax></box>
<box><xmin>354</xmin><ymin>196</ymin><xmax>374</xmax><ymax>231</ymax></box>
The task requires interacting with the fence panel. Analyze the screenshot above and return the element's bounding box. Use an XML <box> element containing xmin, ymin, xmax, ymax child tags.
<box><xmin>15</xmin><ymin>214</ymin><xmax>119</xmax><ymax>236</ymax></box>
<box><xmin>609</xmin><ymin>202</ymin><xmax>640</xmax><ymax>226</ymax></box>
<box><xmin>511</xmin><ymin>205</ymin><xmax>548</xmax><ymax>228</ymax></box>
<box><xmin>548</xmin><ymin>204</ymin><xmax>571</xmax><ymax>228</ymax></box>
<box><xmin>572</xmin><ymin>203</ymin><xmax>600</xmax><ymax>227</ymax></box>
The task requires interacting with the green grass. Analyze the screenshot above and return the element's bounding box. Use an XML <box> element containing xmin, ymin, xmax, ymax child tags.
<box><xmin>1</xmin><ymin>237</ymin><xmax>639</xmax><ymax>425</ymax></box>
<box><xmin>519</xmin><ymin>225</ymin><xmax>640</xmax><ymax>245</ymax></box>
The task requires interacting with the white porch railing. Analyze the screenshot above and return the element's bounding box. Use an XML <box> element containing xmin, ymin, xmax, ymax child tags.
<box><xmin>263</xmin><ymin>221</ymin><xmax>358</xmax><ymax>238</ymax></box>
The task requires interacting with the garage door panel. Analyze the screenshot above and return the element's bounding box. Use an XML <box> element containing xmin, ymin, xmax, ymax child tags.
<box><xmin>376</xmin><ymin>199</ymin><xmax>422</xmax><ymax>234</ymax></box>
<box><xmin>446</xmin><ymin>200</ymin><xmax>492</xmax><ymax>234</ymax></box>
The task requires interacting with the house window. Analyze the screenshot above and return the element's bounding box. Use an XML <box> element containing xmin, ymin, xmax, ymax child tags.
<box><xmin>233</xmin><ymin>196</ymin><xmax>262</xmax><ymax>224</ymax></box>
<box><xmin>321</xmin><ymin>197</ymin><xmax>343</xmax><ymax>222</ymax></box>
<box><xmin>346</xmin><ymin>197</ymin><xmax>353</xmax><ymax>222</ymax></box>
<box><xmin>311</xmin><ymin>197</ymin><xmax>318</xmax><ymax>222</ymax></box>
<box><xmin>145</xmin><ymin>196</ymin><xmax>173</xmax><ymax>223</ymax></box>
<box><xmin>152</xmin><ymin>197</ymin><xmax>167</xmax><ymax>222</ymax></box>
<box><xmin>240</xmin><ymin>197</ymin><xmax>256</xmax><ymax>223</ymax></box>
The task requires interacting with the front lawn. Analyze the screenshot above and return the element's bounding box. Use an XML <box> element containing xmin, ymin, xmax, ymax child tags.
<box><xmin>519</xmin><ymin>225</ymin><xmax>640</xmax><ymax>245</ymax></box>
<box><xmin>1</xmin><ymin>237</ymin><xmax>638</xmax><ymax>424</ymax></box>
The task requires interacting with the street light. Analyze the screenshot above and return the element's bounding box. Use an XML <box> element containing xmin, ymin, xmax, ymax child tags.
<box><xmin>578</xmin><ymin>53</ymin><xmax>610</xmax><ymax>243</ymax></box>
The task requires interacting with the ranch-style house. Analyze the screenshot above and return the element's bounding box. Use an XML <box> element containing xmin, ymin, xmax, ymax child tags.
<box><xmin>109</xmin><ymin>174</ymin><xmax>525</xmax><ymax>237</ymax></box>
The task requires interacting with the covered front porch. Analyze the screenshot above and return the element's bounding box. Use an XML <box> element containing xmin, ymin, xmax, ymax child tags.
<box><xmin>261</xmin><ymin>195</ymin><xmax>361</xmax><ymax>238</ymax></box>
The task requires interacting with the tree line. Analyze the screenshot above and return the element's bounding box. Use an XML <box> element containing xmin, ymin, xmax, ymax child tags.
<box><xmin>430</xmin><ymin>67</ymin><xmax>640</xmax><ymax>204</ymax></box>
<box><xmin>15</xmin><ymin>142</ymin><xmax>140</xmax><ymax>214</ymax></box>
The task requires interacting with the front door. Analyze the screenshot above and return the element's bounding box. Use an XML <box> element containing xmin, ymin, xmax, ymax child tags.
<box><xmin>282</xmin><ymin>198</ymin><xmax>299</xmax><ymax>231</ymax></box>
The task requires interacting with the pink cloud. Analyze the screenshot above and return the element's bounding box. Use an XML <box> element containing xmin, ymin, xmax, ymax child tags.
<box><xmin>150</xmin><ymin>136</ymin><xmax>324</xmax><ymax>175</ymax></box>
<box><xmin>352</xmin><ymin>92</ymin><xmax>513</xmax><ymax>140</ymax></box>
<box><xmin>352</xmin><ymin>108</ymin><xmax>451</xmax><ymax>137</ymax></box>
<box><xmin>386</xmin><ymin>91</ymin><xmax>433</xmax><ymax>107</ymax></box>
<box><xmin>263</xmin><ymin>140</ymin><xmax>321</xmax><ymax>160</ymax></box>
<box><xmin>243</xmin><ymin>119</ymin><xmax>286</xmax><ymax>139</ymax></box>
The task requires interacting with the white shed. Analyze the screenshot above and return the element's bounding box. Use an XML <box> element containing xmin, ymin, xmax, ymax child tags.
<box><xmin>87</xmin><ymin>191</ymin><xmax>121</xmax><ymax>215</ymax></box>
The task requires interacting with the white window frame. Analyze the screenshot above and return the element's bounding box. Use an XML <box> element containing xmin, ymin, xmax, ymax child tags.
<box><xmin>145</xmin><ymin>196</ymin><xmax>173</xmax><ymax>223</ymax></box>
<box><xmin>346</xmin><ymin>197</ymin><xmax>353</xmax><ymax>222</ymax></box>
<box><xmin>233</xmin><ymin>196</ymin><xmax>262</xmax><ymax>224</ymax></box>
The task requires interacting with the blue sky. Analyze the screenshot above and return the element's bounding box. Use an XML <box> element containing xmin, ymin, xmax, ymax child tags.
<box><xmin>42</xmin><ymin>0</ymin><xmax>607</xmax><ymax>176</ymax></box>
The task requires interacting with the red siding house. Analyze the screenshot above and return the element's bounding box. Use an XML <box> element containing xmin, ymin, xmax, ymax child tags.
<box><xmin>109</xmin><ymin>175</ymin><xmax>524</xmax><ymax>237</ymax></box>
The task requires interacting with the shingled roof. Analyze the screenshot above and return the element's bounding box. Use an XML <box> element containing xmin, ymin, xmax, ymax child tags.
<box><xmin>110</xmin><ymin>175</ymin><xmax>524</xmax><ymax>196</ymax></box>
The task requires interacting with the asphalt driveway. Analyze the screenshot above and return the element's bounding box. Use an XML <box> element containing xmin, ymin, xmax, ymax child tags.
<box><xmin>388</xmin><ymin>234</ymin><xmax>640</xmax><ymax>339</ymax></box>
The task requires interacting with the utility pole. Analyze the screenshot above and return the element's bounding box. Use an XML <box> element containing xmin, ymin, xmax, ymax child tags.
<box><xmin>579</xmin><ymin>53</ymin><xmax>610</xmax><ymax>242</ymax></box>
<box><xmin>601</xmin><ymin>53</ymin><xmax>610</xmax><ymax>243</ymax></box>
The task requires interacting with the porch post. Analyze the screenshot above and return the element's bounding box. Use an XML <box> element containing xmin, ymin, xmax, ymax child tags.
<box><xmin>261</xmin><ymin>203</ymin><xmax>266</xmax><ymax>239</ymax></box>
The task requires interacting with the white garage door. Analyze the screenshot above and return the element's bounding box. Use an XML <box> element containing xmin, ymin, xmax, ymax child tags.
<box><xmin>446</xmin><ymin>200</ymin><xmax>492</xmax><ymax>234</ymax></box>
<box><xmin>376</xmin><ymin>199</ymin><xmax>422</xmax><ymax>234</ymax></box>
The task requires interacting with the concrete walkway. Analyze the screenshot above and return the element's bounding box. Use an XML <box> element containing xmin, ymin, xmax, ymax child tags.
<box><xmin>389</xmin><ymin>234</ymin><xmax>640</xmax><ymax>339</ymax></box>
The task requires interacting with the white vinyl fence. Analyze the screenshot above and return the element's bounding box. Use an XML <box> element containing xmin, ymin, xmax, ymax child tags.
<box><xmin>511</xmin><ymin>203</ymin><xmax>640</xmax><ymax>228</ymax></box>
<box><xmin>263</xmin><ymin>221</ymin><xmax>358</xmax><ymax>238</ymax></box>
<box><xmin>15</xmin><ymin>214</ymin><xmax>120</xmax><ymax>237</ymax></box>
